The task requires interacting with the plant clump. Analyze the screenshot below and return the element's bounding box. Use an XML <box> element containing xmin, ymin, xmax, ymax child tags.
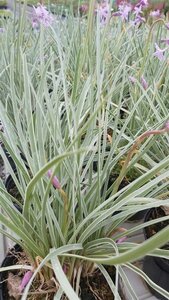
<box><xmin>1</xmin><ymin>0</ymin><xmax>169</xmax><ymax>299</ymax></box>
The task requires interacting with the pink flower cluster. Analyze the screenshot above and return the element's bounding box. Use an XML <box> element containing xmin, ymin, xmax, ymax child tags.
<box><xmin>131</xmin><ymin>0</ymin><xmax>148</xmax><ymax>26</ymax></box>
<box><xmin>112</xmin><ymin>3</ymin><xmax>132</xmax><ymax>21</ymax></box>
<box><xmin>150</xmin><ymin>10</ymin><xmax>161</xmax><ymax>18</ymax></box>
<box><xmin>112</xmin><ymin>0</ymin><xmax>148</xmax><ymax>25</ymax></box>
<box><xmin>153</xmin><ymin>43</ymin><xmax>167</xmax><ymax>61</ymax></box>
<box><xmin>95</xmin><ymin>1</ymin><xmax>111</xmax><ymax>25</ymax></box>
<box><xmin>116</xmin><ymin>0</ymin><xmax>165</xmax><ymax>11</ymax></box>
<box><xmin>129</xmin><ymin>75</ymin><xmax>148</xmax><ymax>90</ymax></box>
<box><xmin>79</xmin><ymin>4</ymin><xmax>88</xmax><ymax>15</ymax></box>
<box><xmin>113</xmin><ymin>0</ymin><xmax>165</xmax><ymax>25</ymax></box>
<box><xmin>32</xmin><ymin>4</ymin><xmax>53</xmax><ymax>28</ymax></box>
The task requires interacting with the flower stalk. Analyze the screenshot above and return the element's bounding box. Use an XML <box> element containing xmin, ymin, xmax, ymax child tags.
<box><xmin>47</xmin><ymin>170</ymin><xmax>69</xmax><ymax>232</ymax></box>
<box><xmin>112</xmin><ymin>122</ymin><xmax>169</xmax><ymax>194</ymax></box>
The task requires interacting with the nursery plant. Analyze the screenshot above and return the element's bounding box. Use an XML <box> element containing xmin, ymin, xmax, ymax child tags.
<box><xmin>1</xmin><ymin>0</ymin><xmax>169</xmax><ymax>299</ymax></box>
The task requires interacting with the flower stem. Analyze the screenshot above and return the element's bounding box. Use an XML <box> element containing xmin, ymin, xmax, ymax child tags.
<box><xmin>112</xmin><ymin>124</ymin><xmax>169</xmax><ymax>195</ymax></box>
<box><xmin>59</xmin><ymin>188</ymin><xmax>69</xmax><ymax>235</ymax></box>
<box><xmin>139</xmin><ymin>18</ymin><xmax>165</xmax><ymax>77</ymax></box>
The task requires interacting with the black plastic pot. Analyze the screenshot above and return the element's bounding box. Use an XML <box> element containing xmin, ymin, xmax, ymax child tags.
<box><xmin>5</xmin><ymin>170</ymin><xmax>22</xmax><ymax>213</ymax></box>
<box><xmin>4</xmin><ymin>150</ymin><xmax>28</xmax><ymax>213</ymax></box>
<box><xmin>142</xmin><ymin>208</ymin><xmax>169</xmax><ymax>300</ymax></box>
<box><xmin>0</xmin><ymin>143</ymin><xmax>16</xmax><ymax>172</ymax></box>
<box><xmin>0</xmin><ymin>244</ymin><xmax>22</xmax><ymax>300</ymax></box>
<box><xmin>0</xmin><ymin>6</ymin><xmax>7</xmax><ymax>9</ymax></box>
<box><xmin>0</xmin><ymin>143</ymin><xmax>28</xmax><ymax>172</ymax></box>
<box><xmin>143</xmin><ymin>256</ymin><xmax>169</xmax><ymax>300</ymax></box>
<box><xmin>127</xmin><ymin>209</ymin><xmax>148</xmax><ymax>222</ymax></box>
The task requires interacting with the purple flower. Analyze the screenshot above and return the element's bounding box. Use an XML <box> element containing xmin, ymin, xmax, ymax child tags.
<box><xmin>150</xmin><ymin>10</ymin><xmax>161</xmax><ymax>18</ymax></box>
<box><xmin>114</xmin><ymin>227</ymin><xmax>127</xmax><ymax>244</ymax></box>
<box><xmin>96</xmin><ymin>2</ymin><xmax>110</xmax><ymax>25</ymax></box>
<box><xmin>112</xmin><ymin>2</ymin><xmax>132</xmax><ymax>21</ymax></box>
<box><xmin>161</xmin><ymin>38</ymin><xmax>169</xmax><ymax>46</ymax></box>
<box><xmin>132</xmin><ymin>14</ymin><xmax>145</xmax><ymax>26</ymax></box>
<box><xmin>165</xmin><ymin>23</ymin><xmax>169</xmax><ymax>30</ymax></box>
<box><xmin>117</xmin><ymin>3</ymin><xmax>132</xmax><ymax>21</ymax></box>
<box><xmin>131</xmin><ymin>1</ymin><xmax>146</xmax><ymax>27</ymax></box>
<box><xmin>141</xmin><ymin>76</ymin><xmax>148</xmax><ymax>90</ymax></box>
<box><xmin>32</xmin><ymin>4</ymin><xmax>53</xmax><ymax>27</ymax></box>
<box><xmin>112</xmin><ymin>11</ymin><xmax>121</xmax><ymax>17</ymax></box>
<box><xmin>134</xmin><ymin>5</ymin><xmax>143</xmax><ymax>17</ymax></box>
<box><xmin>153</xmin><ymin>43</ymin><xmax>167</xmax><ymax>61</ymax></box>
<box><xmin>129</xmin><ymin>76</ymin><xmax>136</xmax><ymax>84</ymax></box>
<box><xmin>63</xmin><ymin>264</ymin><xmax>68</xmax><ymax>273</ymax></box>
<box><xmin>79</xmin><ymin>4</ymin><xmax>88</xmax><ymax>14</ymax></box>
<box><xmin>116</xmin><ymin>236</ymin><xmax>127</xmax><ymax>244</ymax></box>
<box><xmin>47</xmin><ymin>169</ymin><xmax>61</xmax><ymax>189</ymax></box>
<box><xmin>19</xmin><ymin>271</ymin><xmax>33</xmax><ymax>292</ymax></box>
<box><xmin>31</xmin><ymin>17</ymin><xmax>39</xmax><ymax>28</ymax></box>
<box><xmin>0</xmin><ymin>28</ymin><xmax>5</xmax><ymax>33</ymax></box>
<box><xmin>165</xmin><ymin>121</ymin><xmax>169</xmax><ymax>130</ymax></box>
<box><xmin>136</xmin><ymin>0</ymin><xmax>148</xmax><ymax>8</ymax></box>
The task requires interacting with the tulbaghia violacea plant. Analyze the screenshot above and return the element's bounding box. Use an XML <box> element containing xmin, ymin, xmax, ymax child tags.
<box><xmin>1</xmin><ymin>2</ymin><xmax>169</xmax><ymax>299</ymax></box>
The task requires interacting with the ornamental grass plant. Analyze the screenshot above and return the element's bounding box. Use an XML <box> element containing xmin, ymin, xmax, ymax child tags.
<box><xmin>0</xmin><ymin>1</ymin><xmax>169</xmax><ymax>299</ymax></box>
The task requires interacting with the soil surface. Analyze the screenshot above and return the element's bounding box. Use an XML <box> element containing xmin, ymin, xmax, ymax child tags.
<box><xmin>80</xmin><ymin>266</ymin><xmax>115</xmax><ymax>300</ymax></box>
